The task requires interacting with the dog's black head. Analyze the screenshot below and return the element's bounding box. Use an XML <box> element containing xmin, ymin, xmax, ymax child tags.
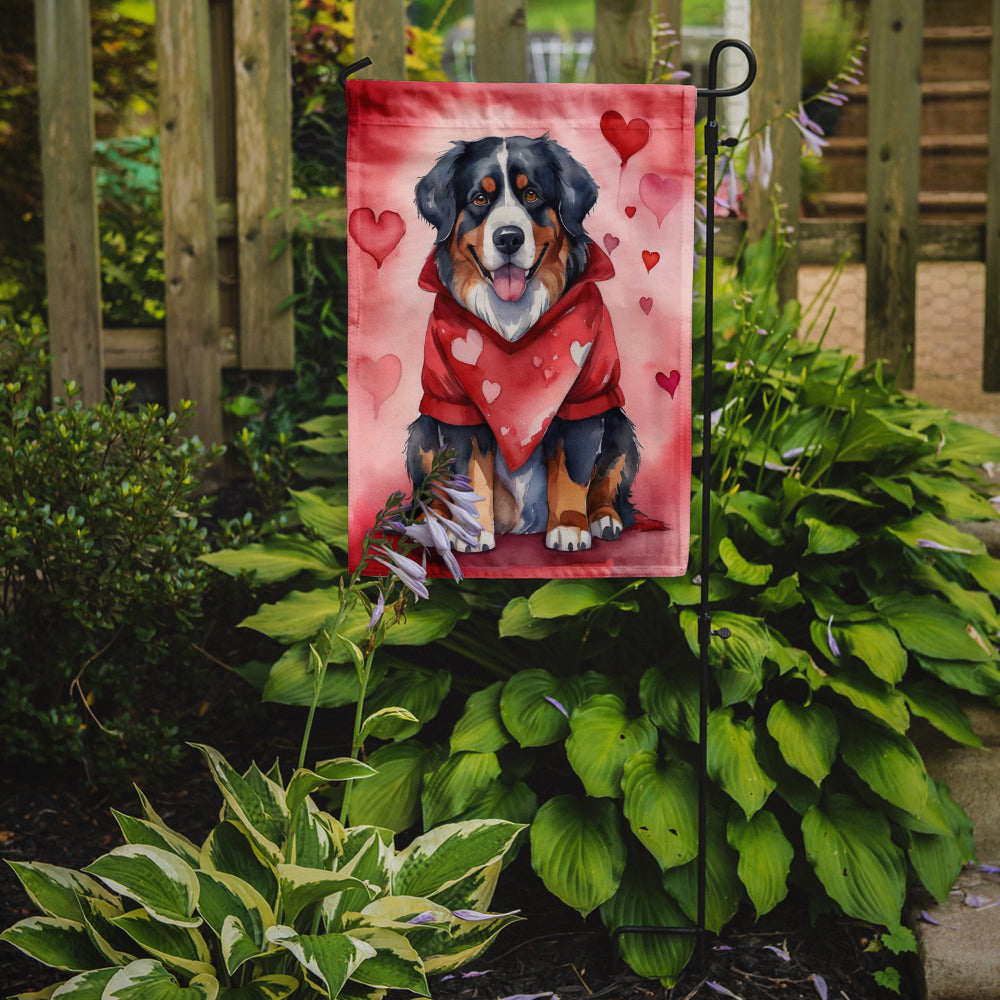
<box><xmin>415</xmin><ymin>135</ymin><xmax>599</xmax><ymax>341</ymax></box>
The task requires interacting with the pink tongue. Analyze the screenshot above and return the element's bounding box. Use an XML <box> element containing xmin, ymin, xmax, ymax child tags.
<box><xmin>493</xmin><ymin>264</ymin><xmax>526</xmax><ymax>302</ymax></box>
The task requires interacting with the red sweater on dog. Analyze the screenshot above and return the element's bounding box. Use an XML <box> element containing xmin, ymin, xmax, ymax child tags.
<box><xmin>416</xmin><ymin>244</ymin><xmax>625</xmax><ymax>472</ymax></box>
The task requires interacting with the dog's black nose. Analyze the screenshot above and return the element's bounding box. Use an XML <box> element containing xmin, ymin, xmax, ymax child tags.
<box><xmin>493</xmin><ymin>226</ymin><xmax>525</xmax><ymax>255</ymax></box>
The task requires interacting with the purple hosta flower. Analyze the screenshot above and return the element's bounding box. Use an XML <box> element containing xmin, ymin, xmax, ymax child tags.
<box><xmin>747</xmin><ymin>124</ymin><xmax>774</xmax><ymax>190</ymax></box>
<box><xmin>407</xmin><ymin>911</ymin><xmax>438</xmax><ymax>925</ymax></box>
<box><xmin>497</xmin><ymin>994</ymin><xmax>557</xmax><ymax>1000</ymax></box>
<box><xmin>371</xmin><ymin>543</ymin><xmax>429</xmax><ymax>600</ymax></box>
<box><xmin>432</xmin><ymin>477</ymin><xmax>485</xmax><ymax>532</ymax></box>
<box><xmin>451</xmin><ymin>908</ymin><xmax>521</xmax><ymax>921</ymax></box>
<box><xmin>917</xmin><ymin>538</ymin><xmax>973</xmax><ymax>555</ymax></box>
<box><xmin>919</xmin><ymin>909</ymin><xmax>958</xmax><ymax>929</ymax></box>
<box><xmin>812</xmin><ymin>974</ymin><xmax>828</xmax><ymax>1000</ymax></box>
<box><xmin>414</xmin><ymin>501</ymin><xmax>465</xmax><ymax>581</ymax></box>
<box><xmin>763</xmin><ymin>944</ymin><xmax>791</xmax><ymax>962</ymax></box>
<box><xmin>544</xmin><ymin>695</ymin><xmax>569</xmax><ymax>718</ymax></box>
<box><xmin>715</xmin><ymin>158</ymin><xmax>741</xmax><ymax>215</ymax></box>
<box><xmin>827</xmin><ymin>615</ymin><xmax>841</xmax><ymax>657</ymax></box>
<box><xmin>791</xmin><ymin>104</ymin><xmax>829</xmax><ymax>157</ymax></box>
<box><xmin>979</xmin><ymin>864</ymin><xmax>1000</xmax><ymax>874</ymax></box>
<box><xmin>367</xmin><ymin>590</ymin><xmax>385</xmax><ymax>631</ymax></box>
<box><xmin>441</xmin><ymin>970</ymin><xmax>494</xmax><ymax>982</ymax></box>
<box><xmin>706</xmin><ymin>982</ymin><xmax>742</xmax><ymax>999</ymax></box>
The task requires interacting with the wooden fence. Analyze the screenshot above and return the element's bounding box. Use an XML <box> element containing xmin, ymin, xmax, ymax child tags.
<box><xmin>33</xmin><ymin>0</ymin><xmax>1000</xmax><ymax>444</ymax></box>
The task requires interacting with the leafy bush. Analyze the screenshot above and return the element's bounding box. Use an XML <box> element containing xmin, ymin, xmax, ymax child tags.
<box><xmin>212</xmin><ymin>233</ymin><xmax>1000</xmax><ymax>985</ymax></box>
<box><xmin>1</xmin><ymin>743</ymin><xmax>524</xmax><ymax>998</ymax></box>
<box><xmin>0</xmin><ymin>317</ymin><xmax>220</xmax><ymax>783</ymax></box>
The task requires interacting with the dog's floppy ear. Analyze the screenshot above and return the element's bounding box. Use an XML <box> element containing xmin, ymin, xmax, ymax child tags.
<box><xmin>415</xmin><ymin>141</ymin><xmax>466</xmax><ymax>244</ymax></box>
<box><xmin>548</xmin><ymin>139</ymin><xmax>599</xmax><ymax>239</ymax></box>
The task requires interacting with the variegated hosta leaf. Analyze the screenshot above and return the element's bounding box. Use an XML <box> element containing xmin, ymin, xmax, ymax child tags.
<box><xmin>110</xmin><ymin>908</ymin><xmax>214</xmax><ymax>978</ymax></box>
<box><xmin>424</xmin><ymin>859</ymin><xmax>501</xmax><ymax>916</ymax></box>
<box><xmin>450</xmin><ymin>681</ymin><xmax>511</xmax><ymax>754</ymax></box>
<box><xmin>0</xmin><ymin>916</ymin><xmax>107</xmax><ymax>971</ymax></box>
<box><xmin>200</xmin><ymin>822</ymin><xmax>278</xmax><ymax>910</ymax></box>
<box><xmin>277</xmin><ymin>865</ymin><xmax>376</xmax><ymax>925</ymax></box>
<box><xmin>288</xmin><ymin>802</ymin><xmax>344</xmax><ymax>870</ymax></box>
<box><xmin>83</xmin><ymin>846</ymin><xmax>200</xmax><ymax>928</ymax></box>
<box><xmin>45</xmin><ymin>966</ymin><xmax>118</xmax><ymax>997</ymax></box>
<box><xmin>838</xmin><ymin>718</ymin><xmax>929</xmax><ymax>817</ymax></box>
<box><xmin>391</xmin><ymin>820</ymin><xmax>524</xmax><ymax>901</ymax></box>
<box><xmin>621</xmin><ymin>751</ymin><xmax>699</xmax><ymax>871</ymax></box>
<box><xmin>529</xmin><ymin>795</ymin><xmax>626</xmax><ymax>917</ymax></box>
<box><xmin>727</xmin><ymin>810</ymin><xmax>793</xmax><ymax>917</ymax></box>
<box><xmin>344</xmin><ymin>926</ymin><xmax>429</xmax><ymax>995</ymax></box>
<box><xmin>77</xmin><ymin>894</ymin><xmax>136</xmax><ymax>966</ymax></box>
<box><xmin>112</xmin><ymin>811</ymin><xmax>201</xmax><ymax>868</ymax></box>
<box><xmin>323</xmin><ymin>829</ymin><xmax>393</xmax><ymax>931</ymax></box>
<box><xmin>499</xmin><ymin>669</ymin><xmax>585</xmax><ymax>747</ymax></box>
<box><xmin>765</xmin><ymin>700</ymin><xmax>838</xmax><ymax>786</ymax></box>
<box><xmin>421</xmin><ymin>906</ymin><xmax>523</xmax><ymax>975</ymax></box>
<box><xmin>285</xmin><ymin>760</ymin><xmax>375</xmax><ymax>824</ymax></box>
<box><xmin>802</xmin><ymin>793</ymin><xmax>906</xmax><ymax>926</ymax></box>
<box><xmin>102</xmin><ymin>958</ymin><xmax>218</xmax><ymax>999</ymax></box>
<box><xmin>707</xmin><ymin>707</ymin><xmax>776</xmax><ymax>819</ymax></box>
<box><xmin>599</xmin><ymin>854</ymin><xmax>694</xmax><ymax>987</ymax></box>
<box><xmin>4</xmin><ymin>861</ymin><xmax>118</xmax><ymax>922</ymax></box>
<box><xmin>421</xmin><ymin>751</ymin><xmax>502</xmax><ymax>828</ymax></box>
<box><xmin>565</xmin><ymin>695</ymin><xmax>658</xmax><ymax>799</ymax></box>
<box><xmin>347</xmin><ymin>740</ymin><xmax>442</xmax><ymax>832</ymax></box>
<box><xmin>195</xmin><ymin>871</ymin><xmax>274</xmax><ymax>974</ymax></box>
<box><xmin>191</xmin><ymin>745</ymin><xmax>287</xmax><ymax>863</ymax></box>
<box><xmin>265</xmin><ymin>926</ymin><xmax>376</xmax><ymax>998</ymax></box>
<box><xmin>214</xmin><ymin>975</ymin><xmax>299</xmax><ymax>1000</ymax></box>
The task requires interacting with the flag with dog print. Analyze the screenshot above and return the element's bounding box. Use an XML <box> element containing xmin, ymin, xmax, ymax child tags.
<box><xmin>346</xmin><ymin>79</ymin><xmax>696</xmax><ymax>579</ymax></box>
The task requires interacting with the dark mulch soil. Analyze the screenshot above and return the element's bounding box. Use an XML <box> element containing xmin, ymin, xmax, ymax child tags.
<box><xmin>1</xmin><ymin>745</ymin><xmax>915</xmax><ymax>1000</ymax></box>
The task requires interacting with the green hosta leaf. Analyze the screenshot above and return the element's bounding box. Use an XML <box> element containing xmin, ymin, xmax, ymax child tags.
<box><xmin>450</xmin><ymin>682</ymin><xmax>511</xmax><ymax>754</ymax></box>
<box><xmin>967</xmin><ymin>553</ymin><xmax>1000</xmax><ymax>597</ymax></box>
<box><xmin>661</xmin><ymin>811</ymin><xmax>741</xmax><ymax>933</ymax></box>
<box><xmin>393</xmin><ymin>820</ymin><xmax>524</xmax><ymax>900</ymax></box>
<box><xmin>727</xmin><ymin>811</ymin><xmax>793</xmax><ymax>918</ymax></box>
<box><xmin>103</xmin><ymin>959</ymin><xmax>218</xmax><ymax>999</ymax></box>
<box><xmin>839</xmin><ymin>718</ymin><xmax>928</xmax><ymax>816</ymax></box>
<box><xmin>901</xmin><ymin>680</ymin><xmax>982</xmax><ymax>748</ymax></box>
<box><xmin>639</xmin><ymin>664</ymin><xmax>699</xmax><ymax>742</ymax></box>
<box><xmin>935</xmin><ymin>421</ymin><xmax>1000</xmax><ymax>464</ymax></box>
<box><xmin>527</xmin><ymin>579</ymin><xmax>618</xmax><ymax>617</ymax></box>
<box><xmin>112</xmin><ymin>812</ymin><xmax>201</xmax><ymax>868</ymax></box>
<box><xmin>200</xmin><ymin>535</ymin><xmax>342</xmax><ymax>584</ymax></box>
<box><xmin>565</xmin><ymin>695</ymin><xmax>658</xmax><ymax>798</ymax></box>
<box><xmin>707</xmin><ymin>708</ymin><xmax>776</xmax><ymax>818</ymax></box>
<box><xmin>191</xmin><ymin>746</ymin><xmax>287</xmax><ymax>862</ymax></box>
<box><xmin>452</xmin><ymin>779</ymin><xmax>538</xmax><ymax>827</ymax></box>
<box><xmin>909</xmin><ymin>827</ymin><xmax>965</xmax><ymax>905</ymax></box>
<box><xmin>655</xmin><ymin>573</ymin><xmax>737</xmax><ymax>606</ymax></box>
<box><xmin>4</xmin><ymin>862</ymin><xmax>118</xmax><ymax>922</ymax></box>
<box><xmin>718</xmin><ymin>537</ymin><xmax>772</xmax><ymax>585</ymax></box>
<box><xmin>288</xmin><ymin>488</ymin><xmax>348</xmax><ymax>545</ymax></box>
<box><xmin>111</xmin><ymin>908</ymin><xmax>214</xmax><ymax>978</ymax></box>
<box><xmin>265</xmin><ymin>926</ymin><xmax>375</xmax><ymax>997</ymax></box>
<box><xmin>260</xmin><ymin>643</ymin><xmax>387</xmax><ymax>709</ymax></box>
<box><xmin>906</xmin><ymin>472</ymin><xmax>998</xmax><ymax>522</ymax></box>
<box><xmin>0</xmin><ymin>916</ymin><xmax>107</xmax><ymax>971</ymax></box>
<box><xmin>346</xmin><ymin>926</ymin><xmax>428</xmax><ymax>994</ymax></box>
<box><xmin>755</xmin><ymin>573</ymin><xmax>804</xmax><ymax>614</ymax></box>
<box><xmin>499</xmin><ymin>670</ymin><xmax>584</xmax><ymax>747</ymax></box>
<box><xmin>835</xmin><ymin>410</ymin><xmax>927</xmax><ymax>463</ymax></box>
<box><xmin>497</xmin><ymin>596</ymin><xmax>564</xmax><ymax>639</ymax></box>
<box><xmin>886</xmin><ymin>512</ymin><xmax>985</xmax><ymax>556</ymax></box>
<box><xmin>911</xmin><ymin>562</ymin><xmax>1000</xmax><ymax>633</ymax></box>
<box><xmin>802</xmin><ymin>793</ymin><xmax>906</xmax><ymax>926</ymax></box>
<box><xmin>865</xmin><ymin>474</ymin><xmax>914</xmax><ymax>509</ymax></box>
<box><xmin>874</xmin><ymin>594</ymin><xmax>995</xmax><ymax>662</ymax></box>
<box><xmin>200</xmin><ymin>822</ymin><xmax>278</xmax><ymax>910</ymax></box>
<box><xmin>599</xmin><ymin>853</ymin><xmax>694</xmax><ymax>987</ymax></box>
<box><xmin>347</xmin><ymin>740</ymin><xmax>442</xmax><ymax>832</ymax></box>
<box><xmin>765</xmin><ymin>700</ymin><xmax>838</xmax><ymax>786</ymax></box>
<box><xmin>724</xmin><ymin>490</ymin><xmax>784</xmax><ymax>545</ymax></box>
<box><xmin>835</xmin><ymin>621</ymin><xmax>907</xmax><ymax>684</ymax></box>
<box><xmin>621</xmin><ymin>751</ymin><xmax>699</xmax><ymax>871</ymax></box>
<box><xmin>362</xmin><ymin>667</ymin><xmax>451</xmax><ymax>740</ymax></box>
<box><xmin>421</xmin><ymin>751</ymin><xmax>502</xmax><ymax>828</ymax></box>
<box><xmin>195</xmin><ymin>871</ymin><xmax>273</xmax><ymax>974</ymax></box>
<box><xmin>530</xmin><ymin>795</ymin><xmax>626</xmax><ymax>917</ymax></box>
<box><xmin>216</xmin><ymin>975</ymin><xmax>299</xmax><ymax>1000</ymax></box>
<box><xmin>803</xmin><ymin>517</ymin><xmax>859</xmax><ymax>556</ymax></box>
<box><xmin>916</xmin><ymin>655</ymin><xmax>1000</xmax><ymax>697</ymax></box>
<box><xmin>83</xmin><ymin>846</ymin><xmax>200</xmax><ymax>928</ymax></box>
<box><xmin>809</xmin><ymin>661</ymin><xmax>910</xmax><ymax>732</ymax></box>
<box><xmin>681</xmin><ymin>610</ymin><xmax>770</xmax><ymax>706</ymax></box>
<box><xmin>277</xmin><ymin>865</ymin><xmax>374</xmax><ymax>925</ymax></box>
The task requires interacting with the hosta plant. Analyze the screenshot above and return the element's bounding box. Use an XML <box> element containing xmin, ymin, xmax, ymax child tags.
<box><xmin>1</xmin><ymin>744</ymin><xmax>523</xmax><ymax>999</ymax></box>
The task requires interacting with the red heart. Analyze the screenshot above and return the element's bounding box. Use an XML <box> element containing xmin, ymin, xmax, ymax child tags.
<box><xmin>656</xmin><ymin>370</ymin><xmax>680</xmax><ymax>397</ymax></box>
<box><xmin>603</xmin><ymin>234</ymin><xmax>620</xmax><ymax>255</ymax></box>
<box><xmin>639</xmin><ymin>297</ymin><xmax>653</xmax><ymax>315</ymax></box>
<box><xmin>642</xmin><ymin>251</ymin><xmax>660</xmax><ymax>272</ymax></box>
<box><xmin>357</xmin><ymin>353</ymin><xmax>402</xmax><ymax>418</ymax></box>
<box><xmin>624</xmin><ymin>206</ymin><xmax>637</xmax><ymax>219</ymax></box>
<box><xmin>600</xmin><ymin>111</ymin><xmax>651</xmax><ymax>167</ymax></box>
<box><xmin>349</xmin><ymin>208</ymin><xmax>406</xmax><ymax>269</ymax></box>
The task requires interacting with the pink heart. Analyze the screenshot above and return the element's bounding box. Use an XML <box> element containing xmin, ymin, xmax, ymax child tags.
<box><xmin>642</xmin><ymin>250</ymin><xmax>660</xmax><ymax>272</ymax></box>
<box><xmin>349</xmin><ymin>208</ymin><xmax>406</xmax><ymax>268</ymax></box>
<box><xmin>451</xmin><ymin>328</ymin><xmax>483</xmax><ymax>366</ymax></box>
<box><xmin>639</xmin><ymin>173</ymin><xmax>682</xmax><ymax>227</ymax></box>
<box><xmin>639</xmin><ymin>297</ymin><xmax>653</xmax><ymax>315</ymax></box>
<box><xmin>358</xmin><ymin>354</ymin><xmax>402</xmax><ymax>418</ymax></box>
<box><xmin>656</xmin><ymin>370</ymin><xmax>681</xmax><ymax>397</ymax></box>
<box><xmin>600</xmin><ymin>111</ymin><xmax>651</xmax><ymax>167</ymax></box>
<box><xmin>624</xmin><ymin>206</ymin><xmax>637</xmax><ymax>219</ymax></box>
<box><xmin>603</xmin><ymin>234</ymin><xmax>620</xmax><ymax>255</ymax></box>
<box><xmin>482</xmin><ymin>380</ymin><xmax>501</xmax><ymax>404</ymax></box>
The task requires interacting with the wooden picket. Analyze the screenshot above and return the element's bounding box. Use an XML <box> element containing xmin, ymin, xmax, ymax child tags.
<box><xmin>30</xmin><ymin>0</ymin><xmax>1000</xmax><ymax>447</ymax></box>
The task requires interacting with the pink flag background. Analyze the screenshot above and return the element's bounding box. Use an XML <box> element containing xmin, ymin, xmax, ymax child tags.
<box><xmin>347</xmin><ymin>80</ymin><xmax>696</xmax><ymax>578</ymax></box>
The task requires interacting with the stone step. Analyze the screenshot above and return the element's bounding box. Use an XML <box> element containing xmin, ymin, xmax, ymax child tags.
<box><xmin>811</xmin><ymin>189</ymin><xmax>987</xmax><ymax>222</ymax></box>
<box><xmin>922</xmin><ymin>25</ymin><xmax>993</xmax><ymax>83</ymax></box>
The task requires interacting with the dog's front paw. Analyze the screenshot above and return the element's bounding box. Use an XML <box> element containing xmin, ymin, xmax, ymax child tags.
<box><xmin>545</xmin><ymin>525</ymin><xmax>592</xmax><ymax>552</ymax></box>
<box><xmin>454</xmin><ymin>530</ymin><xmax>495</xmax><ymax>553</ymax></box>
<box><xmin>589</xmin><ymin>514</ymin><xmax>623</xmax><ymax>541</ymax></box>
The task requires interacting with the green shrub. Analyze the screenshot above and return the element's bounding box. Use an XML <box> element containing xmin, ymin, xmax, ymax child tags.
<box><xmin>0</xmin><ymin>317</ymin><xmax>220</xmax><ymax>783</ymax></box>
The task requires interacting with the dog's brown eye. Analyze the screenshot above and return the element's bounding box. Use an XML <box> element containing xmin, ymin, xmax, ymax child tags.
<box><xmin>524</xmin><ymin>189</ymin><xmax>538</xmax><ymax>202</ymax></box>
<box><xmin>473</xmin><ymin>193</ymin><xmax>489</xmax><ymax>206</ymax></box>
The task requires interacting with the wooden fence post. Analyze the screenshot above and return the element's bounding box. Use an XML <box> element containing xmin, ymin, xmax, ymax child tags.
<box><xmin>355</xmin><ymin>0</ymin><xmax>407</xmax><ymax>80</ymax></box>
<box><xmin>34</xmin><ymin>0</ymin><xmax>104</xmax><ymax>405</ymax></box>
<box><xmin>157</xmin><ymin>0</ymin><xmax>223</xmax><ymax>445</ymax></box>
<box><xmin>864</xmin><ymin>0</ymin><xmax>923</xmax><ymax>389</ymax></box>
<box><xmin>474</xmin><ymin>0</ymin><xmax>527</xmax><ymax>83</ymax></box>
<box><xmin>233</xmin><ymin>0</ymin><xmax>294</xmax><ymax>370</ymax></box>
<box><xmin>746</xmin><ymin>0</ymin><xmax>801</xmax><ymax>304</ymax></box>
<box><xmin>594</xmin><ymin>0</ymin><xmax>653</xmax><ymax>84</ymax></box>
<box><xmin>983</xmin><ymin>0</ymin><xmax>1000</xmax><ymax>390</ymax></box>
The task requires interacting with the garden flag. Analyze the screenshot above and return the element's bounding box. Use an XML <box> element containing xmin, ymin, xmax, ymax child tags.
<box><xmin>346</xmin><ymin>80</ymin><xmax>696</xmax><ymax>578</ymax></box>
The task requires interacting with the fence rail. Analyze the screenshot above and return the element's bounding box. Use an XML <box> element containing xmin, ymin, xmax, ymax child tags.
<box><xmin>32</xmin><ymin>0</ymin><xmax>1000</xmax><ymax>444</ymax></box>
